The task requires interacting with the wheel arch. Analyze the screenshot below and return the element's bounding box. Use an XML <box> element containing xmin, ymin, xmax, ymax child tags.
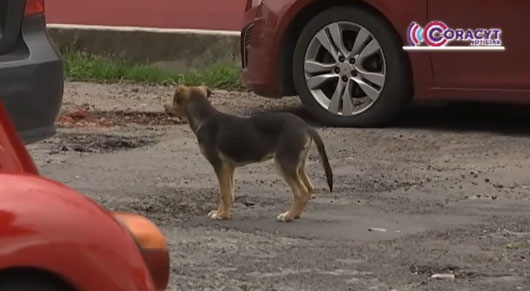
<box><xmin>0</xmin><ymin>267</ymin><xmax>75</xmax><ymax>290</ymax></box>
<box><xmin>277</xmin><ymin>0</ymin><xmax>414</xmax><ymax>97</ymax></box>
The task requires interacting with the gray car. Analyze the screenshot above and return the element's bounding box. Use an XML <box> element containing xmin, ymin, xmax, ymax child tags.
<box><xmin>0</xmin><ymin>0</ymin><xmax>63</xmax><ymax>144</ymax></box>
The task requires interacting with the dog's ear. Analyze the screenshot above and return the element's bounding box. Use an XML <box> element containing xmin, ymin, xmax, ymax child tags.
<box><xmin>198</xmin><ymin>85</ymin><xmax>212</xmax><ymax>99</ymax></box>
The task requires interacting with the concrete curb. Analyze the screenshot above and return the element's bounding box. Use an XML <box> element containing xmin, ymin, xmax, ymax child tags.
<box><xmin>47</xmin><ymin>24</ymin><xmax>241</xmax><ymax>69</ymax></box>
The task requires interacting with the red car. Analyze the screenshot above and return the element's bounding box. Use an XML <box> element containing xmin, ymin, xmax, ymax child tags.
<box><xmin>0</xmin><ymin>102</ymin><xmax>169</xmax><ymax>290</ymax></box>
<box><xmin>241</xmin><ymin>1</ymin><xmax>527</xmax><ymax>126</ymax></box>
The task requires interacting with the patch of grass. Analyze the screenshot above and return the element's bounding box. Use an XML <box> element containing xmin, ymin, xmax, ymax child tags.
<box><xmin>505</xmin><ymin>240</ymin><xmax>530</xmax><ymax>250</ymax></box>
<box><xmin>61</xmin><ymin>48</ymin><xmax>244</xmax><ymax>90</ymax></box>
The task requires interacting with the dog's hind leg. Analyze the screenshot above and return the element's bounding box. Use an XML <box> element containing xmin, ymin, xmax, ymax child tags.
<box><xmin>298</xmin><ymin>139</ymin><xmax>314</xmax><ymax>194</ymax></box>
<box><xmin>296</xmin><ymin>173</ymin><xmax>313</xmax><ymax>219</ymax></box>
<box><xmin>229</xmin><ymin>166</ymin><xmax>236</xmax><ymax>203</ymax></box>
<box><xmin>275</xmin><ymin>156</ymin><xmax>310</xmax><ymax>222</ymax></box>
<box><xmin>208</xmin><ymin>163</ymin><xmax>235</xmax><ymax>220</ymax></box>
<box><xmin>299</xmin><ymin>167</ymin><xmax>313</xmax><ymax>194</ymax></box>
<box><xmin>293</xmin><ymin>144</ymin><xmax>313</xmax><ymax>219</ymax></box>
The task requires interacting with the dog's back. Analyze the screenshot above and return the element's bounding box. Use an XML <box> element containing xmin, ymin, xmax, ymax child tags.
<box><xmin>202</xmin><ymin>112</ymin><xmax>309</xmax><ymax>165</ymax></box>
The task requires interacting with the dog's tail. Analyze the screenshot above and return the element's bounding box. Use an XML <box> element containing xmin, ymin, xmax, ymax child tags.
<box><xmin>308</xmin><ymin>128</ymin><xmax>333</xmax><ymax>192</ymax></box>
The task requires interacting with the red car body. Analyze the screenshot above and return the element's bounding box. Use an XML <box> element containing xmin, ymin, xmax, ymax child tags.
<box><xmin>0</xmin><ymin>103</ymin><xmax>169</xmax><ymax>290</ymax></box>
<box><xmin>242</xmin><ymin>0</ymin><xmax>530</xmax><ymax>103</ymax></box>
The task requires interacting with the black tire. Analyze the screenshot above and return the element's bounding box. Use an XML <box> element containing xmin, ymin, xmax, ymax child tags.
<box><xmin>292</xmin><ymin>5</ymin><xmax>412</xmax><ymax>127</ymax></box>
<box><xmin>0</xmin><ymin>277</ymin><xmax>71</xmax><ymax>291</ymax></box>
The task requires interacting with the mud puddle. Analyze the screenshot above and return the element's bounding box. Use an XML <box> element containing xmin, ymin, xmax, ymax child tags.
<box><xmin>57</xmin><ymin>109</ymin><xmax>182</xmax><ymax>127</ymax></box>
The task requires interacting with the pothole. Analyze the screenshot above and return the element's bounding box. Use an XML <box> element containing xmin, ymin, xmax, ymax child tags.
<box><xmin>49</xmin><ymin>132</ymin><xmax>158</xmax><ymax>154</ymax></box>
<box><xmin>57</xmin><ymin>110</ymin><xmax>183</xmax><ymax>127</ymax></box>
<box><xmin>106</xmin><ymin>188</ymin><xmax>218</xmax><ymax>224</ymax></box>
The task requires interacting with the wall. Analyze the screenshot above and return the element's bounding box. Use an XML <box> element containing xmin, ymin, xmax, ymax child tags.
<box><xmin>46</xmin><ymin>0</ymin><xmax>246</xmax><ymax>31</ymax></box>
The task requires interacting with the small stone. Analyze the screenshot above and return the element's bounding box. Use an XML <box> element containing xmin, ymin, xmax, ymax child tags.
<box><xmin>368</xmin><ymin>228</ymin><xmax>387</xmax><ymax>232</ymax></box>
<box><xmin>431</xmin><ymin>273</ymin><xmax>455</xmax><ymax>280</ymax></box>
<box><xmin>485</xmin><ymin>178</ymin><xmax>490</xmax><ymax>183</ymax></box>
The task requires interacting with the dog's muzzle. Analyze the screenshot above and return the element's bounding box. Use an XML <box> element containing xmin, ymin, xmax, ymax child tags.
<box><xmin>164</xmin><ymin>104</ymin><xmax>173</xmax><ymax>116</ymax></box>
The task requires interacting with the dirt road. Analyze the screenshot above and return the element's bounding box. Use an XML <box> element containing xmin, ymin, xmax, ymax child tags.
<box><xmin>28</xmin><ymin>82</ymin><xmax>530</xmax><ymax>291</ymax></box>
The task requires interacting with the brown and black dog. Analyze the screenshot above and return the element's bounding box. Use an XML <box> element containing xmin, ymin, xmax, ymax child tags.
<box><xmin>164</xmin><ymin>85</ymin><xmax>333</xmax><ymax>222</ymax></box>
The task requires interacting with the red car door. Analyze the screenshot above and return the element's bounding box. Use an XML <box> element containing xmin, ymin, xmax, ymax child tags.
<box><xmin>428</xmin><ymin>1</ymin><xmax>530</xmax><ymax>90</ymax></box>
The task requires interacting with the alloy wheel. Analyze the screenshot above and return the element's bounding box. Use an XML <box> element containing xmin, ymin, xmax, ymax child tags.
<box><xmin>304</xmin><ymin>22</ymin><xmax>386</xmax><ymax>116</ymax></box>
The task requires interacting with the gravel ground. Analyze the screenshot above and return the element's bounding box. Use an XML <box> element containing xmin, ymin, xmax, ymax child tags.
<box><xmin>28</xmin><ymin>82</ymin><xmax>530</xmax><ymax>291</ymax></box>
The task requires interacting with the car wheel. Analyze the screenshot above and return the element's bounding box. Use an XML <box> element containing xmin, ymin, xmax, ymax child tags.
<box><xmin>292</xmin><ymin>5</ymin><xmax>412</xmax><ymax>127</ymax></box>
<box><xmin>0</xmin><ymin>279</ymin><xmax>70</xmax><ymax>291</ymax></box>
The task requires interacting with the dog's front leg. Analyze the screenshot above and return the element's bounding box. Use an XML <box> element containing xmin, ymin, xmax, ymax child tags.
<box><xmin>208</xmin><ymin>163</ymin><xmax>235</xmax><ymax>220</ymax></box>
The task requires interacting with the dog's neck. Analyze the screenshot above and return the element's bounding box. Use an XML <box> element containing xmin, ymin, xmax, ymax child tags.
<box><xmin>186</xmin><ymin>98</ymin><xmax>218</xmax><ymax>134</ymax></box>
<box><xmin>191</xmin><ymin>118</ymin><xmax>206</xmax><ymax>134</ymax></box>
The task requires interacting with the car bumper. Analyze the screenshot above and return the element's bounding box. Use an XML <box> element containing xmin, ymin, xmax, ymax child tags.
<box><xmin>0</xmin><ymin>15</ymin><xmax>64</xmax><ymax>144</ymax></box>
<box><xmin>0</xmin><ymin>174</ymin><xmax>165</xmax><ymax>291</ymax></box>
<box><xmin>241</xmin><ymin>6</ymin><xmax>283</xmax><ymax>98</ymax></box>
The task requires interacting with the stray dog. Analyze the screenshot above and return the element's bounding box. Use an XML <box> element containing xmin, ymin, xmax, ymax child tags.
<box><xmin>164</xmin><ymin>85</ymin><xmax>333</xmax><ymax>222</ymax></box>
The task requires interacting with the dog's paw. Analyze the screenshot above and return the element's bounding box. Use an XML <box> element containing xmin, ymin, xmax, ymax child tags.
<box><xmin>208</xmin><ymin>210</ymin><xmax>230</xmax><ymax>220</ymax></box>
<box><xmin>276</xmin><ymin>212</ymin><xmax>295</xmax><ymax>222</ymax></box>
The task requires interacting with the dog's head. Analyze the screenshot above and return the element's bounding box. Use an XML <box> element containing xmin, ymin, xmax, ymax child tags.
<box><xmin>164</xmin><ymin>85</ymin><xmax>212</xmax><ymax>119</ymax></box>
